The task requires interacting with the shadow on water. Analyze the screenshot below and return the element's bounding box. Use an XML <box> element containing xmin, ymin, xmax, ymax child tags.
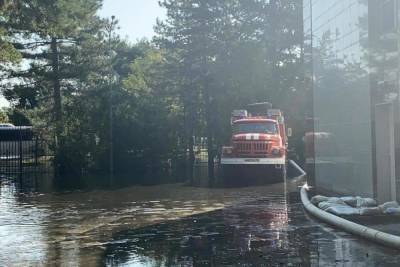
<box><xmin>101</xmin><ymin>172</ymin><xmax>400</xmax><ymax>266</ymax></box>
<box><xmin>2</xmin><ymin>162</ymin><xmax>400</xmax><ymax>266</ymax></box>
<box><xmin>103</xmin><ymin>205</ymin><xmax>400</xmax><ymax>266</ymax></box>
<box><xmin>103</xmin><ymin>199</ymin><xmax>322</xmax><ymax>266</ymax></box>
<box><xmin>51</xmin><ymin>171</ymin><xmax>186</xmax><ymax>192</ymax></box>
<box><xmin>3</xmin><ymin>156</ymin><xmax>301</xmax><ymax>193</ymax></box>
<box><xmin>0</xmin><ymin>169</ymin><xmax>302</xmax><ymax>266</ymax></box>
<box><xmin>192</xmin><ymin>159</ymin><xmax>303</xmax><ymax>188</ymax></box>
<box><xmin>1</xmin><ymin>168</ymin><xmax>187</xmax><ymax>194</ymax></box>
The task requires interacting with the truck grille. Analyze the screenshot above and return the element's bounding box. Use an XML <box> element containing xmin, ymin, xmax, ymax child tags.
<box><xmin>234</xmin><ymin>141</ymin><xmax>269</xmax><ymax>154</ymax></box>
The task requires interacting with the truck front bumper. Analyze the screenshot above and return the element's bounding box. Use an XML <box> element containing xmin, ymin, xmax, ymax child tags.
<box><xmin>220</xmin><ymin>157</ymin><xmax>285</xmax><ymax>165</ymax></box>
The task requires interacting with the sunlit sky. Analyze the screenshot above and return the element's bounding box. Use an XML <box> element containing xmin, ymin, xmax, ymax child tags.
<box><xmin>0</xmin><ymin>0</ymin><xmax>166</xmax><ymax>108</ymax></box>
<box><xmin>0</xmin><ymin>98</ymin><xmax>7</xmax><ymax>108</ymax></box>
<box><xmin>99</xmin><ymin>0</ymin><xmax>166</xmax><ymax>42</ymax></box>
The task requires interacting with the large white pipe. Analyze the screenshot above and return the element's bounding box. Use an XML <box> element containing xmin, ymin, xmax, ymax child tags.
<box><xmin>301</xmin><ymin>184</ymin><xmax>400</xmax><ymax>249</ymax></box>
<box><xmin>289</xmin><ymin>159</ymin><xmax>306</xmax><ymax>177</ymax></box>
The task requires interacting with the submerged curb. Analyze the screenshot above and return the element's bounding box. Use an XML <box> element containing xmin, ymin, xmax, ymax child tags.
<box><xmin>300</xmin><ymin>184</ymin><xmax>400</xmax><ymax>249</ymax></box>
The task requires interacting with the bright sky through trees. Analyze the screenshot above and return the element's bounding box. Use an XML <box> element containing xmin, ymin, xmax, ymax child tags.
<box><xmin>0</xmin><ymin>0</ymin><xmax>166</xmax><ymax>108</ymax></box>
<box><xmin>98</xmin><ymin>0</ymin><xmax>166</xmax><ymax>42</ymax></box>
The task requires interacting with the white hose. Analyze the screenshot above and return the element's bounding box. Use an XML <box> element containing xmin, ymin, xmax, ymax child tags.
<box><xmin>301</xmin><ymin>184</ymin><xmax>400</xmax><ymax>249</ymax></box>
<box><xmin>289</xmin><ymin>160</ymin><xmax>306</xmax><ymax>177</ymax></box>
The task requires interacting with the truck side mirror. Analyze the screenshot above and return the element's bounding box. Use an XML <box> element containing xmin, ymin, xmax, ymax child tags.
<box><xmin>287</xmin><ymin>128</ymin><xmax>293</xmax><ymax>137</ymax></box>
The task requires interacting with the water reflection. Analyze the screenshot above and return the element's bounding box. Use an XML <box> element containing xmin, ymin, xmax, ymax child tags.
<box><xmin>103</xmin><ymin>200</ymin><xmax>294</xmax><ymax>266</ymax></box>
<box><xmin>1</xmin><ymin>174</ymin><xmax>400</xmax><ymax>266</ymax></box>
<box><xmin>0</xmin><ymin>180</ymin><xmax>49</xmax><ymax>265</ymax></box>
<box><xmin>0</xmin><ymin>174</ymin><xmax>295</xmax><ymax>266</ymax></box>
<box><xmin>103</xmin><ymin>191</ymin><xmax>400</xmax><ymax>267</ymax></box>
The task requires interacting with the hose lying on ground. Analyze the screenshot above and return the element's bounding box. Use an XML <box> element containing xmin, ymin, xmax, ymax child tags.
<box><xmin>301</xmin><ymin>184</ymin><xmax>400</xmax><ymax>249</ymax></box>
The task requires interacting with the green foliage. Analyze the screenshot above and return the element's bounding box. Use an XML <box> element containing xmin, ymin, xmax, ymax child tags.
<box><xmin>3</xmin><ymin>0</ymin><xmax>103</xmax><ymax>112</ymax></box>
<box><xmin>0</xmin><ymin>109</ymin><xmax>8</xmax><ymax>123</ymax></box>
<box><xmin>53</xmin><ymin>40</ymin><xmax>150</xmax><ymax>174</ymax></box>
<box><xmin>1</xmin><ymin>0</ymin><xmax>305</xmax><ymax>178</ymax></box>
<box><xmin>122</xmin><ymin>48</ymin><xmax>182</xmax><ymax>160</ymax></box>
<box><xmin>155</xmin><ymin>0</ymin><xmax>305</xmax><ymax>181</ymax></box>
<box><xmin>2</xmin><ymin>0</ymin><xmax>106</xmax><ymax>173</ymax></box>
<box><xmin>0</xmin><ymin>40</ymin><xmax>21</xmax><ymax>63</ymax></box>
<box><xmin>0</xmin><ymin>2</ymin><xmax>21</xmax><ymax>63</ymax></box>
<box><xmin>7</xmin><ymin>109</ymin><xmax>30</xmax><ymax>125</ymax></box>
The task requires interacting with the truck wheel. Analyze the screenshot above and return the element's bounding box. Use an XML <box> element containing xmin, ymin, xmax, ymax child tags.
<box><xmin>275</xmin><ymin>165</ymin><xmax>286</xmax><ymax>181</ymax></box>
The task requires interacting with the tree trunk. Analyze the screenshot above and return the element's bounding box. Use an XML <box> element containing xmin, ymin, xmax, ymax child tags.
<box><xmin>207</xmin><ymin>130</ymin><xmax>214</xmax><ymax>186</ymax></box>
<box><xmin>185</xmin><ymin>90</ymin><xmax>195</xmax><ymax>184</ymax></box>
<box><xmin>269</xmin><ymin>0</ymin><xmax>280</xmax><ymax>103</ymax></box>
<box><xmin>187</xmin><ymin>107</ymin><xmax>195</xmax><ymax>184</ymax></box>
<box><xmin>204</xmin><ymin>83</ymin><xmax>215</xmax><ymax>186</ymax></box>
<box><xmin>50</xmin><ymin>37</ymin><xmax>63</xmax><ymax>173</ymax></box>
<box><xmin>51</xmin><ymin>38</ymin><xmax>62</xmax><ymax>134</ymax></box>
<box><xmin>188</xmin><ymin>124</ymin><xmax>195</xmax><ymax>183</ymax></box>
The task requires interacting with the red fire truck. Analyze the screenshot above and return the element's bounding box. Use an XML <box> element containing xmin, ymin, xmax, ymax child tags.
<box><xmin>220</xmin><ymin>102</ymin><xmax>287</xmax><ymax>183</ymax></box>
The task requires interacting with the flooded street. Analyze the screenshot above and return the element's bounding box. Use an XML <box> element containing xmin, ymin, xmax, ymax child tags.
<box><xmin>1</xmin><ymin>176</ymin><xmax>400</xmax><ymax>266</ymax></box>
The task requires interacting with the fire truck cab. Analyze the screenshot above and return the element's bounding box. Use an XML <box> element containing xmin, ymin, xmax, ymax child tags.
<box><xmin>220</xmin><ymin>102</ymin><xmax>287</xmax><ymax>183</ymax></box>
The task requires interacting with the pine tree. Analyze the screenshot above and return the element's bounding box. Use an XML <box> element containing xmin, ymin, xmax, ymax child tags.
<box><xmin>3</xmin><ymin>0</ymin><xmax>102</xmax><ymax>127</ymax></box>
<box><xmin>2</xmin><ymin>0</ymin><xmax>103</xmax><ymax>165</ymax></box>
<box><xmin>155</xmin><ymin>0</ymin><xmax>304</xmax><ymax>183</ymax></box>
<box><xmin>0</xmin><ymin>1</ymin><xmax>21</xmax><ymax>63</ymax></box>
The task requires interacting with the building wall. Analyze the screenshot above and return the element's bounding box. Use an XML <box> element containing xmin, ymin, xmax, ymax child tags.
<box><xmin>304</xmin><ymin>0</ymin><xmax>375</xmax><ymax>196</ymax></box>
<box><xmin>305</xmin><ymin>0</ymin><xmax>400</xmax><ymax>198</ymax></box>
<box><xmin>368</xmin><ymin>0</ymin><xmax>400</xmax><ymax>201</ymax></box>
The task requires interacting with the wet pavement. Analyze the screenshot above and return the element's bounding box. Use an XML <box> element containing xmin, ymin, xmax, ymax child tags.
<box><xmin>351</xmin><ymin>216</ymin><xmax>400</xmax><ymax>237</ymax></box>
<box><xmin>1</xmin><ymin>175</ymin><xmax>400</xmax><ymax>266</ymax></box>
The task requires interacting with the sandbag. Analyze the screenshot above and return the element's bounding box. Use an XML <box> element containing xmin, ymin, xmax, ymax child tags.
<box><xmin>325</xmin><ymin>205</ymin><xmax>360</xmax><ymax>216</ymax></box>
<box><xmin>318</xmin><ymin>201</ymin><xmax>333</xmax><ymax>210</ymax></box>
<box><xmin>357</xmin><ymin>197</ymin><xmax>377</xmax><ymax>208</ymax></box>
<box><xmin>311</xmin><ymin>195</ymin><xmax>330</xmax><ymax>205</ymax></box>
<box><xmin>379</xmin><ymin>201</ymin><xmax>399</xmax><ymax>212</ymax></box>
<box><xmin>383</xmin><ymin>207</ymin><xmax>400</xmax><ymax>215</ymax></box>
<box><xmin>318</xmin><ymin>200</ymin><xmax>347</xmax><ymax>211</ymax></box>
<box><xmin>326</xmin><ymin>197</ymin><xmax>346</xmax><ymax>205</ymax></box>
<box><xmin>318</xmin><ymin>196</ymin><xmax>347</xmax><ymax>210</ymax></box>
<box><xmin>341</xmin><ymin>196</ymin><xmax>377</xmax><ymax>208</ymax></box>
<box><xmin>340</xmin><ymin>196</ymin><xmax>358</xmax><ymax>207</ymax></box>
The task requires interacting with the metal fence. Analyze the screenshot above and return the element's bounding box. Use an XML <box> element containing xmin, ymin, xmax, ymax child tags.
<box><xmin>0</xmin><ymin>127</ymin><xmax>52</xmax><ymax>175</ymax></box>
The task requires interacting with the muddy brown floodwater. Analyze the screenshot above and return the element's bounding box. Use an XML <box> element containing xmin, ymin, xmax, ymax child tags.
<box><xmin>1</xmin><ymin>175</ymin><xmax>400</xmax><ymax>266</ymax></box>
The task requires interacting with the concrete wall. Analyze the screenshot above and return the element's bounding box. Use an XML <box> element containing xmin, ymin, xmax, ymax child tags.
<box><xmin>305</xmin><ymin>0</ymin><xmax>374</xmax><ymax>197</ymax></box>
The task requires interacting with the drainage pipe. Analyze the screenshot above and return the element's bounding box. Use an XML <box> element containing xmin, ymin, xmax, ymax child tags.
<box><xmin>289</xmin><ymin>160</ymin><xmax>306</xmax><ymax>177</ymax></box>
<box><xmin>301</xmin><ymin>184</ymin><xmax>400</xmax><ymax>249</ymax></box>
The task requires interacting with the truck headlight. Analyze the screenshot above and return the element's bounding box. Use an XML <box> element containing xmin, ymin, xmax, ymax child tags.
<box><xmin>223</xmin><ymin>147</ymin><xmax>233</xmax><ymax>155</ymax></box>
<box><xmin>272</xmin><ymin>148</ymin><xmax>280</xmax><ymax>156</ymax></box>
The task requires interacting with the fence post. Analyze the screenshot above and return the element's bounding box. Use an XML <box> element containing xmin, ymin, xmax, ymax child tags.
<box><xmin>19</xmin><ymin>127</ymin><xmax>23</xmax><ymax>174</ymax></box>
<box><xmin>35</xmin><ymin>135</ymin><xmax>39</xmax><ymax>171</ymax></box>
<box><xmin>0</xmin><ymin>133</ymin><xmax>2</xmax><ymax>174</ymax></box>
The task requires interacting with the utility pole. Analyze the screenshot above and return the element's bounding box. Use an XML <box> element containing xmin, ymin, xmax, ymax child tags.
<box><xmin>107</xmin><ymin>15</ymin><xmax>116</xmax><ymax>183</ymax></box>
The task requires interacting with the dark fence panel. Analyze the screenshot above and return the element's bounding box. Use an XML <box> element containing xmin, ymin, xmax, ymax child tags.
<box><xmin>0</xmin><ymin>127</ymin><xmax>52</xmax><ymax>175</ymax></box>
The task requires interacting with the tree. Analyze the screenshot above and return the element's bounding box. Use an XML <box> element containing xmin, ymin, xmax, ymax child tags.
<box><xmin>121</xmin><ymin>46</ymin><xmax>182</xmax><ymax>170</ymax></box>
<box><xmin>0</xmin><ymin>1</ymin><xmax>21</xmax><ymax>64</ymax></box>
<box><xmin>53</xmin><ymin>38</ymin><xmax>149</xmax><ymax>175</ymax></box>
<box><xmin>2</xmin><ymin>0</ymin><xmax>104</xmax><ymax>172</ymax></box>
<box><xmin>0</xmin><ymin>108</ymin><xmax>8</xmax><ymax>123</ymax></box>
<box><xmin>0</xmin><ymin>0</ymin><xmax>304</xmax><ymax>180</ymax></box>
<box><xmin>3</xmin><ymin>0</ymin><xmax>102</xmax><ymax>129</ymax></box>
<box><xmin>156</xmin><ymin>0</ymin><xmax>304</xmax><ymax>183</ymax></box>
<box><xmin>156</xmin><ymin>0</ymin><xmax>246</xmax><ymax>184</ymax></box>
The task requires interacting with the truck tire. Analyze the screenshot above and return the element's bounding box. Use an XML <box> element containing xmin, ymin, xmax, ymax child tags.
<box><xmin>275</xmin><ymin>164</ymin><xmax>286</xmax><ymax>181</ymax></box>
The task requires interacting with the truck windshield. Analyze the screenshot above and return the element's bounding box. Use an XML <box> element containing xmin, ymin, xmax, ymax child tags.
<box><xmin>233</xmin><ymin>122</ymin><xmax>278</xmax><ymax>134</ymax></box>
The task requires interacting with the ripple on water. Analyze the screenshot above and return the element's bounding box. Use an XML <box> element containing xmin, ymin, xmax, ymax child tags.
<box><xmin>2</xmin><ymin>178</ymin><xmax>400</xmax><ymax>266</ymax></box>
